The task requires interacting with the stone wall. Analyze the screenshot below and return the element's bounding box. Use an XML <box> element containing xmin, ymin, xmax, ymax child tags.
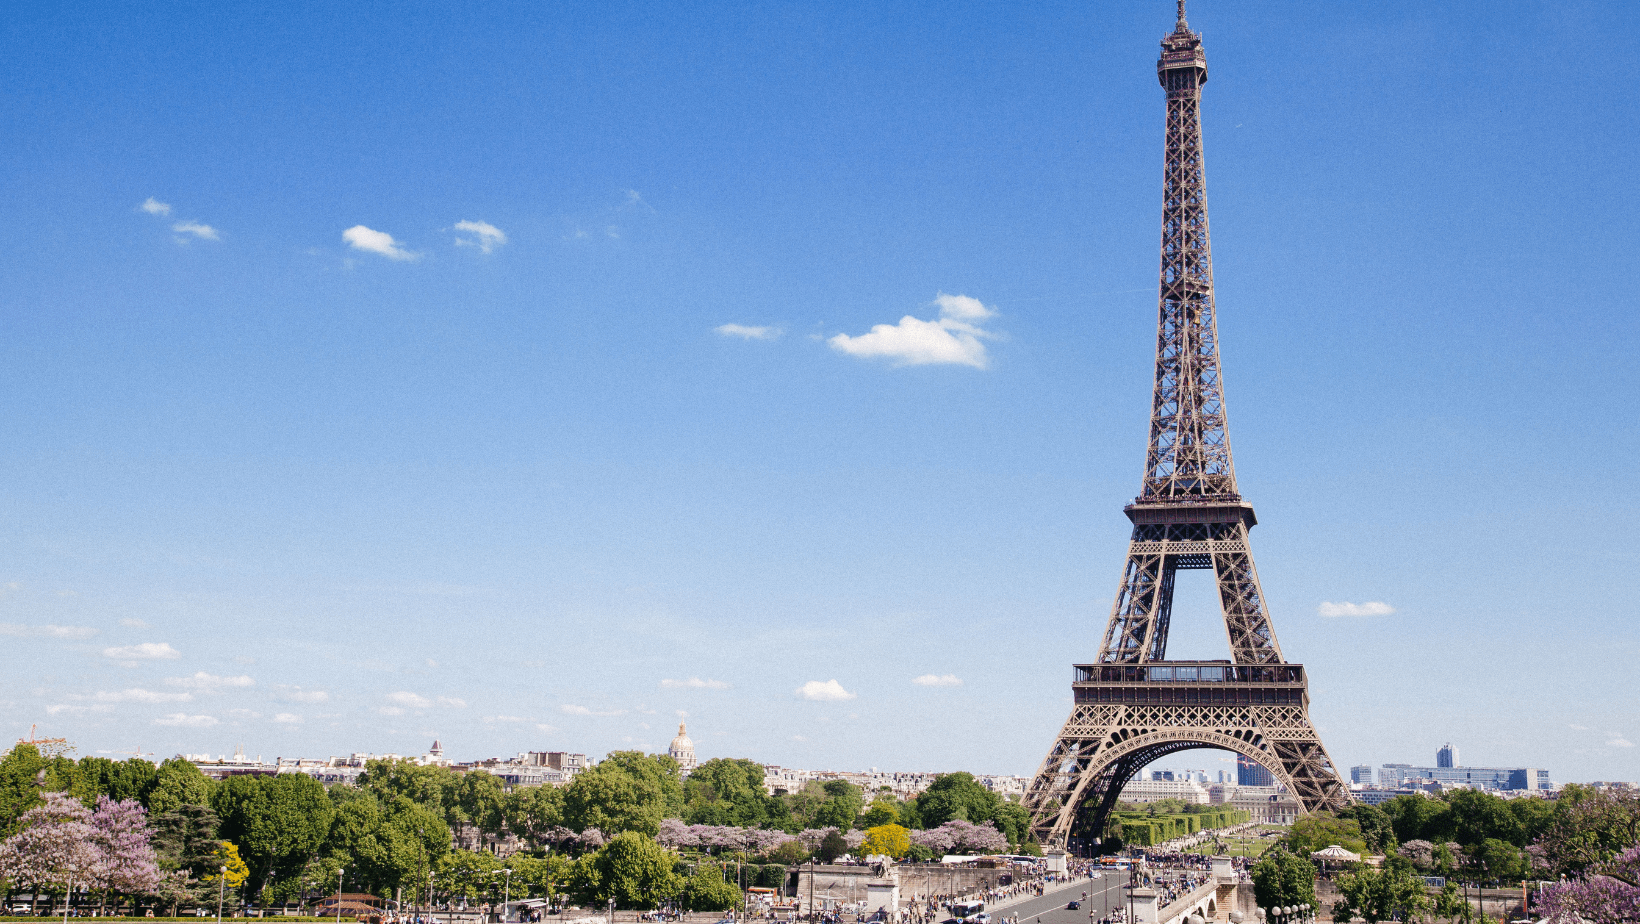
<box><xmin>793</xmin><ymin>864</ymin><xmax>1012</xmax><ymax>909</ymax></box>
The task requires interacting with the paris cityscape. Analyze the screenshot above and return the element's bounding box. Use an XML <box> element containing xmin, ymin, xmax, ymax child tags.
<box><xmin>2</xmin><ymin>2</ymin><xmax>1636</xmax><ymax>924</ymax></box>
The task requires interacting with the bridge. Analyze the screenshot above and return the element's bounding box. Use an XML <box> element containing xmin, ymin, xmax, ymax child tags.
<box><xmin>1127</xmin><ymin>857</ymin><xmax>1243</xmax><ymax>924</ymax></box>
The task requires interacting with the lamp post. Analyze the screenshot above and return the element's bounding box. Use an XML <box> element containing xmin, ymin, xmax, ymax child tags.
<box><xmin>62</xmin><ymin>866</ymin><xmax>75</xmax><ymax>924</ymax></box>
<box><xmin>217</xmin><ymin>865</ymin><xmax>228</xmax><ymax>924</ymax></box>
<box><xmin>337</xmin><ymin>867</ymin><xmax>347</xmax><ymax>924</ymax></box>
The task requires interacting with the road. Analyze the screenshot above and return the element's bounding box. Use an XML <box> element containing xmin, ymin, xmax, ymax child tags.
<box><xmin>993</xmin><ymin>874</ymin><xmax>1134</xmax><ymax>924</ymax></box>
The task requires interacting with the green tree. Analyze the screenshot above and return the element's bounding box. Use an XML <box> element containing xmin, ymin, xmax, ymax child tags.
<box><xmin>146</xmin><ymin>759</ymin><xmax>216</xmax><ymax>816</ymax></box>
<box><xmin>1338</xmin><ymin>803</ymin><xmax>1397</xmax><ymax>854</ymax></box>
<box><xmin>323</xmin><ymin>787</ymin><xmax>451</xmax><ymax>897</ymax></box>
<box><xmin>564</xmin><ymin>752</ymin><xmax>684</xmax><ymax>836</ymax></box>
<box><xmin>917</xmin><ymin>774</ymin><xmax>1001</xmax><ymax>830</ymax></box>
<box><xmin>77</xmin><ymin>757</ymin><xmax>159</xmax><ymax>807</ymax></box>
<box><xmin>1382</xmin><ymin>795</ymin><xmax>1454</xmax><ymax>846</ymax></box>
<box><xmin>507</xmin><ymin>785</ymin><xmax>567</xmax><ymax>847</ymax></box>
<box><xmin>1448</xmin><ymin>790</ymin><xmax>1523</xmax><ymax>848</ymax></box>
<box><xmin>765</xmin><ymin>839</ymin><xmax>809</xmax><ymax>865</ymax></box>
<box><xmin>817</xmin><ymin>830</ymin><xmax>847</xmax><ymax>863</ymax></box>
<box><xmin>991</xmin><ymin>801</ymin><xmax>1032</xmax><ymax>847</ymax></box>
<box><xmin>212</xmin><ymin>772</ymin><xmax>335</xmax><ymax>900</ymax></box>
<box><xmin>151</xmin><ymin>803</ymin><xmax>223</xmax><ymax>881</ymax></box>
<box><xmin>357</xmin><ymin>759</ymin><xmax>460</xmax><ymax>819</ymax></box>
<box><xmin>0</xmin><ymin>744</ymin><xmax>49</xmax><ymax>835</ymax></box>
<box><xmin>858</xmin><ymin>800</ymin><xmax>899</xmax><ymax>830</ymax></box>
<box><xmin>683</xmin><ymin>759</ymin><xmax>785</xmax><ymax>829</ymax></box>
<box><xmin>812</xmin><ymin>781</ymin><xmax>864</xmax><ymax>832</ymax></box>
<box><xmin>1468</xmin><ymin>838</ymin><xmax>1528</xmax><ymax>883</ymax></box>
<box><xmin>1535</xmin><ymin>784</ymin><xmax>1640</xmax><ymax>877</ymax></box>
<box><xmin>1250</xmin><ymin>847</ymin><xmax>1317</xmax><ymax>911</ymax></box>
<box><xmin>680</xmin><ymin>861</ymin><xmax>741</xmax><ymax>912</ymax></box>
<box><xmin>580</xmin><ymin>831</ymin><xmax>682</xmax><ymax>909</ymax></box>
<box><xmin>452</xmin><ymin>770</ymin><xmax>509</xmax><ymax>834</ymax></box>
<box><xmin>1332</xmin><ymin>862</ymin><xmax>1429</xmax><ymax>924</ymax></box>
<box><xmin>1281</xmin><ymin>813</ymin><xmax>1367</xmax><ymax>857</ymax></box>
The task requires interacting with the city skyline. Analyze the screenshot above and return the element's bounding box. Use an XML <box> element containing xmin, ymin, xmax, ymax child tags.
<box><xmin>3</xmin><ymin>0</ymin><xmax>1638</xmax><ymax>782</ymax></box>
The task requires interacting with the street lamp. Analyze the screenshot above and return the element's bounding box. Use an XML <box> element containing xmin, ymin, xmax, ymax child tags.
<box><xmin>337</xmin><ymin>868</ymin><xmax>347</xmax><ymax>924</ymax></box>
<box><xmin>217</xmin><ymin>865</ymin><xmax>228</xmax><ymax>924</ymax></box>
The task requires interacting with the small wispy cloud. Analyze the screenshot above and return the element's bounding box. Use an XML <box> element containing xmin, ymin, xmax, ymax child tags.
<box><xmin>828</xmin><ymin>293</ymin><xmax>999</xmax><ymax>369</ymax></box>
<box><xmin>535</xmin><ymin>723</ymin><xmax>556</xmax><ymax>732</ymax></box>
<box><xmin>715</xmin><ymin>324</ymin><xmax>781</xmax><ymax>341</ymax></box>
<box><xmin>277</xmin><ymin>687</ymin><xmax>329</xmax><ymax>703</ymax></box>
<box><xmin>164</xmin><ymin>672</ymin><xmax>254</xmax><ymax>693</ymax></box>
<box><xmin>0</xmin><ymin>623</ymin><xmax>98</xmax><ymax>640</ymax></box>
<box><xmin>172</xmin><ymin>221</ymin><xmax>220</xmax><ymax>241</ymax></box>
<box><xmin>90</xmin><ymin>688</ymin><xmax>192</xmax><ymax>704</ymax></box>
<box><xmin>273</xmin><ymin>713</ymin><xmax>302</xmax><ymax>724</ymax></box>
<box><xmin>343</xmin><ymin>225</ymin><xmax>420</xmax><ymax>261</ymax></box>
<box><xmin>386</xmin><ymin>691</ymin><xmax>433</xmax><ymax>709</ymax></box>
<box><xmin>796</xmin><ymin>679</ymin><xmax>856</xmax><ymax>702</ymax></box>
<box><xmin>561</xmin><ymin>704</ymin><xmax>625</xmax><ymax>716</ymax></box>
<box><xmin>119</xmin><ymin>618</ymin><xmax>150</xmax><ymax>629</ymax></box>
<box><xmin>437</xmin><ymin>696</ymin><xmax>466</xmax><ymax>708</ymax></box>
<box><xmin>103</xmin><ymin>642</ymin><xmax>180</xmax><ymax>661</ymax></box>
<box><xmin>154</xmin><ymin>713</ymin><xmax>219</xmax><ymax>727</ymax></box>
<box><xmin>1570</xmin><ymin>724</ymin><xmax>1592</xmax><ymax>731</ymax></box>
<box><xmin>1317</xmin><ymin>601</ymin><xmax>1395</xmax><ymax>617</ymax></box>
<box><xmin>378</xmin><ymin>706</ymin><xmax>405</xmax><ymax>716</ymax></box>
<box><xmin>912</xmin><ymin>674</ymin><xmax>963</xmax><ymax>687</ymax></box>
<box><xmin>660</xmin><ymin>677</ymin><xmax>730</xmax><ymax>690</ymax></box>
<box><xmin>140</xmin><ymin>198</ymin><xmax>172</xmax><ymax>216</ymax></box>
<box><xmin>1608</xmin><ymin>734</ymin><xmax>1634</xmax><ymax>748</ymax></box>
<box><xmin>451</xmin><ymin>220</ymin><xmax>507</xmax><ymax>254</ymax></box>
<box><xmin>47</xmin><ymin>704</ymin><xmax>112</xmax><ymax>715</ymax></box>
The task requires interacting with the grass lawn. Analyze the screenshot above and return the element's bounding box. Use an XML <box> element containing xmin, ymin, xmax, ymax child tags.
<box><xmin>1186</xmin><ymin>836</ymin><xmax>1278</xmax><ymax>859</ymax></box>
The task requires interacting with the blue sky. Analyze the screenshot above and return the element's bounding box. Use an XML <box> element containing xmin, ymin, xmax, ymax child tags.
<box><xmin>2</xmin><ymin>0</ymin><xmax>1637</xmax><ymax>785</ymax></box>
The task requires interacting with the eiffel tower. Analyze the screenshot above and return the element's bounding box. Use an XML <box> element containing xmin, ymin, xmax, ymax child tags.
<box><xmin>1023</xmin><ymin>1</ymin><xmax>1351</xmax><ymax>850</ymax></box>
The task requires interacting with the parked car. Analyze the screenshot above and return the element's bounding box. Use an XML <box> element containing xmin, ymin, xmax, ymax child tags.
<box><xmin>1066</xmin><ymin>902</ymin><xmax>1080</xmax><ymax>911</ymax></box>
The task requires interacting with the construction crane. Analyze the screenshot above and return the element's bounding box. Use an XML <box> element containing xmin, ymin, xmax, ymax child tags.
<box><xmin>18</xmin><ymin>724</ymin><xmax>72</xmax><ymax>758</ymax></box>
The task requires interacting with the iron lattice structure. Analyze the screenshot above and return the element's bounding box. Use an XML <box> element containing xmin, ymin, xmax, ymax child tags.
<box><xmin>1022</xmin><ymin>2</ymin><xmax>1350</xmax><ymax>850</ymax></box>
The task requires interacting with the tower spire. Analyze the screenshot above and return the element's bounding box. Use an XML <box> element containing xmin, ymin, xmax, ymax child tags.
<box><xmin>1176</xmin><ymin>0</ymin><xmax>1188</xmax><ymax>29</ymax></box>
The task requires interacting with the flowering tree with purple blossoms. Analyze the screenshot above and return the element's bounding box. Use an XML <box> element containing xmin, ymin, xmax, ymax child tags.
<box><xmin>0</xmin><ymin>792</ymin><xmax>100</xmax><ymax>915</ymax></box>
<box><xmin>911</xmin><ymin>821</ymin><xmax>1007</xmax><ymax>854</ymax></box>
<box><xmin>87</xmin><ymin>797</ymin><xmax>162</xmax><ymax>911</ymax></box>
<box><xmin>1538</xmin><ymin>846</ymin><xmax>1640</xmax><ymax>924</ymax></box>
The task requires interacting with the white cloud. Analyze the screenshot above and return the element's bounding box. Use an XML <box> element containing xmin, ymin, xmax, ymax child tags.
<box><xmin>715</xmin><ymin>324</ymin><xmax>781</xmax><ymax>341</ymax></box>
<box><xmin>1608</xmin><ymin>734</ymin><xmax>1634</xmax><ymax>748</ymax></box>
<box><xmin>561</xmin><ymin>704</ymin><xmax>624</xmax><ymax>716</ymax></box>
<box><xmin>0</xmin><ymin>623</ymin><xmax>98</xmax><ymax>640</ymax></box>
<box><xmin>796</xmin><ymin>679</ymin><xmax>856</xmax><ymax>702</ymax></box>
<box><xmin>119</xmin><ymin>618</ymin><xmax>150</xmax><ymax>629</ymax></box>
<box><xmin>103</xmin><ymin>642</ymin><xmax>180</xmax><ymax>661</ymax></box>
<box><xmin>140</xmin><ymin>198</ymin><xmax>172</xmax><ymax>216</ymax></box>
<box><xmin>1570</xmin><ymin>724</ymin><xmax>1592</xmax><ymax>731</ymax></box>
<box><xmin>828</xmin><ymin>293</ymin><xmax>998</xmax><ymax>369</ymax></box>
<box><xmin>172</xmin><ymin>221</ymin><xmax>220</xmax><ymax>241</ymax></box>
<box><xmin>46</xmin><ymin>704</ymin><xmax>112</xmax><ymax>715</ymax></box>
<box><xmin>273</xmin><ymin>713</ymin><xmax>302</xmax><ymax>724</ymax></box>
<box><xmin>437</xmin><ymin>696</ymin><xmax>466</xmax><ymax>708</ymax></box>
<box><xmin>92</xmin><ymin>688</ymin><xmax>192</xmax><ymax>704</ymax></box>
<box><xmin>164</xmin><ymin>672</ymin><xmax>254</xmax><ymax>693</ymax></box>
<box><xmin>1317</xmin><ymin>601</ymin><xmax>1396</xmax><ymax>618</ymax></box>
<box><xmin>280</xmin><ymin>688</ymin><xmax>330</xmax><ymax>704</ymax></box>
<box><xmin>486</xmin><ymin>715</ymin><xmax>527</xmax><ymax>724</ymax></box>
<box><xmin>535</xmin><ymin>723</ymin><xmax>556</xmax><ymax>732</ymax></box>
<box><xmin>659</xmin><ymin>677</ymin><xmax>730</xmax><ymax>690</ymax></box>
<box><xmin>227</xmin><ymin>709</ymin><xmax>261</xmax><ymax>720</ymax></box>
<box><xmin>343</xmin><ymin>225</ymin><xmax>419</xmax><ymax>261</ymax></box>
<box><xmin>451</xmin><ymin>220</ymin><xmax>507</xmax><ymax>254</ymax></box>
<box><xmin>154</xmin><ymin>713</ymin><xmax>219</xmax><ymax>727</ymax></box>
<box><xmin>377</xmin><ymin>706</ymin><xmax>405</xmax><ymax>716</ymax></box>
<box><xmin>912</xmin><ymin>674</ymin><xmax>963</xmax><ymax>687</ymax></box>
<box><xmin>387</xmin><ymin>691</ymin><xmax>433</xmax><ymax>709</ymax></box>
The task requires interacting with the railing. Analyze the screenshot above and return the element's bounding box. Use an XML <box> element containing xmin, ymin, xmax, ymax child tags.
<box><xmin>1074</xmin><ymin>663</ymin><xmax>1304</xmax><ymax>684</ymax></box>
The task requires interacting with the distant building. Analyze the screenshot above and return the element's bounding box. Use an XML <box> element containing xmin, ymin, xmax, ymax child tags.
<box><xmin>669</xmin><ymin>723</ymin><xmax>698</xmax><ymax>773</ymax></box>
<box><xmin>1437</xmin><ymin>743</ymin><xmax>1458</xmax><ymax>769</ymax></box>
<box><xmin>1237</xmin><ymin>754</ymin><xmax>1273</xmax><ymax>787</ymax></box>
<box><xmin>1380</xmin><ymin>763</ymin><xmax>1549</xmax><ymax>791</ymax></box>
<box><xmin>1118</xmin><ymin>778</ymin><xmax>1211</xmax><ymax>804</ymax></box>
<box><xmin>1351</xmin><ymin>765</ymin><xmax>1374</xmax><ymax>785</ymax></box>
<box><xmin>186</xmin><ymin>745</ymin><xmax>277</xmax><ymax>780</ymax></box>
<box><xmin>1151</xmin><ymin>770</ymin><xmax>1176</xmax><ymax>781</ymax></box>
